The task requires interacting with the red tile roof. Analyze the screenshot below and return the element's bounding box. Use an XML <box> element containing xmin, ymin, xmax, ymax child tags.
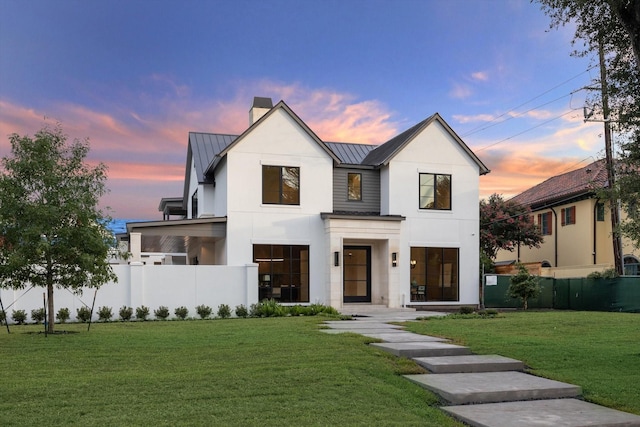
<box><xmin>511</xmin><ymin>159</ymin><xmax>609</xmax><ymax>208</ymax></box>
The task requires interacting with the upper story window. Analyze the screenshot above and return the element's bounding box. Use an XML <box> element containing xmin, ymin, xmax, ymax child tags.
<box><xmin>538</xmin><ymin>212</ymin><xmax>552</xmax><ymax>235</ymax></box>
<box><xmin>561</xmin><ymin>206</ymin><xmax>576</xmax><ymax>226</ymax></box>
<box><xmin>596</xmin><ymin>203</ymin><xmax>605</xmax><ymax>221</ymax></box>
<box><xmin>262</xmin><ymin>165</ymin><xmax>300</xmax><ymax>205</ymax></box>
<box><xmin>347</xmin><ymin>173</ymin><xmax>362</xmax><ymax>201</ymax></box>
<box><xmin>419</xmin><ymin>173</ymin><xmax>451</xmax><ymax>210</ymax></box>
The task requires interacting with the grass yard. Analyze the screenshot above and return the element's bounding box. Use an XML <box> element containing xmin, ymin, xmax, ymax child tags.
<box><xmin>404</xmin><ymin>311</ymin><xmax>640</xmax><ymax>415</ymax></box>
<box><xmin>0</xmin><ymin>317</ymin><xmax>461</xmax><ymax>427</ymax></box>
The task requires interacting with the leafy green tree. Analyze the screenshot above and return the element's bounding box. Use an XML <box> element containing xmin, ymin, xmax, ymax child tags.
<box><xmin>0</xmin><ymin>125</ymin><xmax>117</xmax><ymax>333</ymax></box>
<box><xmin>536</xmin><ymin>0</ymin><xmax>640</xmax><ymax>249</ymax></box>
<box><xmin>508</xmin><ymin>264</ymin><xmax>541</xmax><ymax>310</ymax></box>
<box><xmin>480</xmin><ymin>194</ymin><xmax>543</xmax><ymax>261</ymax></box>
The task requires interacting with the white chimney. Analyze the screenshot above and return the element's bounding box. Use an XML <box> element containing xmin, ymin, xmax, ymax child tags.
<box><xmin>249</xmin><ymin>97</ymin><xmax>273</xmax><ymax>125</ymax></box>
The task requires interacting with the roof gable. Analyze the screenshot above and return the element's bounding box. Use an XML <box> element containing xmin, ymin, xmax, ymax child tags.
<box><xmin>511</xmin><ymin>159</ymin><xmax>608</xmax><ymax>208</ymax></box>
<box><xmin>204</xmin><ymin>100</ymin><xmax>340</xmax><ymax>175</ymax></box>
<box><xmin>361</xmin><ymin>113</ymin><xmax>490</xmax><ymax>174</ymax></box>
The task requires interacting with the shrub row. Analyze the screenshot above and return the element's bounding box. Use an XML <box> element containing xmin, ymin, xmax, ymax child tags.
<box><xmin>1</xmin><ymin>300</ymin><xmax>340</xmax><ymax>325</ymax></box>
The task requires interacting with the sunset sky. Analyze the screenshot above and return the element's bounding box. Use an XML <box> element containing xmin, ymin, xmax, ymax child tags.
<box><xmin>0</xmin><ymin>0</ymin><xmax>607</xmax><ymax>220</ymax></box>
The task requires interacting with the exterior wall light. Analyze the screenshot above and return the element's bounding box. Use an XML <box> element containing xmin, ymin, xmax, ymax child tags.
<box><xmin>392</xmin><ymin>252</ymin><xmax>398</xmax><ymax>267</ymax></box>
<box><xmin>334</xmin><ymin>251</ymin><xmax>340</xmax><ymax>267</ymax></box>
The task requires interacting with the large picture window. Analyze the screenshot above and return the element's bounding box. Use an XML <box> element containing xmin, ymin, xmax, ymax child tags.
<box><xmin>262</xmin><ymin>165</ymin><xmax>300</xmax><ymax>205</ymax></box>
<box><xmin>419</xmin><ymin>173</ymin><xmax>451</xmax><ymax>210</ymax></box>
<box><xmin>254</xmin><ymin>244</ymin><xmax>309</xmax><ymax>303</ymax></box>
<box><xmin>410</xmin><ymin>247</ymin><xmax>459</xmax><ymax>302</ymax></box>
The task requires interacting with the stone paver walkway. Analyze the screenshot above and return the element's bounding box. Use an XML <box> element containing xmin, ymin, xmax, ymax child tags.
<box><xmin>322</xmin><ymin>305</ymin><xmax>640</xmax><ymax>427</ymax></box>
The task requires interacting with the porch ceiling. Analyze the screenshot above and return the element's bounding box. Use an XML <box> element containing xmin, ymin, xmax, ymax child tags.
<box><xmin>127</xmin><ymin>218</ymin><xmax>226</xmax><ymax>254</ymax></box>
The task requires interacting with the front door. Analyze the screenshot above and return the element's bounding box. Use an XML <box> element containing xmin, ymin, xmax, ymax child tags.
<box><xmin>343</xmin><ymin>246</ymin><xmax>371</xmax><ymax>303</ymax></box>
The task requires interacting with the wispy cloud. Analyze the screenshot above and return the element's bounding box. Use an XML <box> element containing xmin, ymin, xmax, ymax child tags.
<box><xmin>0</xmin><ymin>79</ymin><xmax>404</xmax><ymax>217</ymax></box>
<box><xmin>471</xmin><ymin>71</ymin><xmax>489</xmax><ymax>81</ymax></box>
<box><xmin>449</xmin><ymin>83</ymin><xmax>473</xmax><ymax>100</ymax></box>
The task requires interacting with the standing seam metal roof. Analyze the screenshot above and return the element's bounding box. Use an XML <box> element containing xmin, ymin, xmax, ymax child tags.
<box><xmin>189</xmin><ymin>132</ymin><xmax>237</xmax><ymax>183</ymax></box>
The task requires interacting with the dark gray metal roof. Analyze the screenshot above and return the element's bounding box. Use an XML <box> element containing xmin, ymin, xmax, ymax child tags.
<box><xmin>361</xmin><ymin>115</ymin><xmax>434</xmax><ymax>166</ymax></box>
<box><xmin>188</xmin><ymin>132</ymin><xmax>238</xmax><ymax>183</ymax></box>
<box><xmin>325</xmin><ymin>142</ymin><xmax>376</xmax><ymax>165</ymax></box>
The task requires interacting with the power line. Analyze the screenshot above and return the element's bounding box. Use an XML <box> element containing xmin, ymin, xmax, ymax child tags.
<box><xmin>462</xmin><ymin>93</ymin><xmax>574</xmax><ymax>137</ymax></box>
<box><xmin>476</xmin><ymin>110</ymin><xmax>577</xmax><ymax>152</ymax></box>
<box><xmin>462</xmin><ymin>66</ymin><xmax>597</xmax><ymax>137</ymax></box>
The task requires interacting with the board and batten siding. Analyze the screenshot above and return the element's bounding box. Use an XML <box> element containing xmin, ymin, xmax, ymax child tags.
<box><xmin>333</xmin><ymin>168</ymin><xmax>380</xmax><ymax>213</ymax></box>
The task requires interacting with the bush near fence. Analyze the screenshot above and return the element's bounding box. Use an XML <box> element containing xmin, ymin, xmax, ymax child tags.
<box><xmin>484</xmin><ymin>275</ymin><xmax>640</xmax><ymax>312</ymax></box>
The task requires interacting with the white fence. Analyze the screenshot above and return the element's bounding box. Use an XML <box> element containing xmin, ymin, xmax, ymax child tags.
<box><xmin>1</xmin><ymin>264</ymin><xmax>258</xmax><ymax>324</ymax></box>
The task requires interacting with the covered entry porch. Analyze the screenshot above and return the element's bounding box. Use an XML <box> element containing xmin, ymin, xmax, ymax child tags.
<box><xmin>322</xmin><ymin>213</ymin><xmax>405</xmax><ymax>309</ymax></box>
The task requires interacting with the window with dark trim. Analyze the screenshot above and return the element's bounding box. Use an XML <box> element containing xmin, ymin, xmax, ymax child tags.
<box><xmin>409</xmin><ymin>247</ymin><xmax>459</xmax><ymax>302</ymax></box>
<box><xmin>191</xmin><ymin>190</ymin><xmax>198</xmax><ymax>219</ymax></box>
<box><xmin>262</xmin><ymin>166</ymin><xmax>300</xmax><ymax>205</ymax></box>
<box><xmin>561</xmin><ymin>206</ymin><xmax>576</xmax><ymax>226</ymax></box>
<box><xmin>419</xmin><ymin>173</ymin><xmax>451</xmax><ymax>210</ymax></box>
<box><xmin>596</xmin><ymin>203</ymin><xmax>605</xmax><ymax>222</ymax></box>
<box><xmin>347</xmin><ymin>173</ymin><xmax>362</xmax><ymax>201</ymax></box>
<box><xmin>254</xmin><ymin>244</ymin><xmax>309</xmax><ymax>303</ymax></box>
<box><xmin>538</xmin><ymin>212</ymin><xmax>552</xmax><ymax>235</ymax></box>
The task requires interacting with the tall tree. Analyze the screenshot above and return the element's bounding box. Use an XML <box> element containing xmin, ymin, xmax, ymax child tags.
<box><xmin>480</xmin><ymin>193</ymin><xmax>543</xmax><ymax>261</ymax></box>
<box><xmin>0</xmin><ymin>125</ymin><xmax>117</xmax><ymax>333</ymax></box>
<box><xmin>536</xmin><ymin>0</ymin><xmax>640</xmax><ymax>251</ymax></box>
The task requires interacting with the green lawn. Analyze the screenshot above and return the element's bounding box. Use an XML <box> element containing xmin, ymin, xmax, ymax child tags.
<box><xmin>0</xmin><ymin>317</ymin><xmax>461</xmax><ymax>427</ymax></box>
<box><xmin>404</xmin><ymin>311</ymin><xmax>640</xmax><ymax>415</ymax></box>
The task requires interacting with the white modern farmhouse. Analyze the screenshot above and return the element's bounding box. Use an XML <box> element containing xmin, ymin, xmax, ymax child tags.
<box><xmin>128</xmin><ymin>97</ymin><xmax>489</xmax><ymax>310</ymax></box>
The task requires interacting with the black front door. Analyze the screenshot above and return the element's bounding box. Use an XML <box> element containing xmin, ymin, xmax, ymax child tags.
<box><xmin>343</xmin><ymin>246</ymin><xmax>371</xmax><ymax>303</ymax></box>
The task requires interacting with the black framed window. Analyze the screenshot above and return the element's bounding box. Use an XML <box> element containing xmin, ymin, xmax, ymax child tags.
<box><xmin>347</xmin><ymin>173</ymin><xmax>362</xmax><ymax>201</ymax></box>
<box><xmin>409</xmin><ymin>247</ymin><xmax>459</xmax><ymax>302</ymax></box>
<box><xmin>419</xmin><ymin>173</ymin><xmax>451</xmax><ymax>210</ymax></box>
<box><xmin>254</xmin><ymin>244</ymin><xmax>309</xmax><ymax>303</ymax></box>
<box><xmin>262</xmin><ymin>166</ymin><xmax>300</xmax><ymax>205</ymax></box>
<box><xmin>191</xmin><ymin>190</ymin><xmax>198</xmax><ymax>219</ymax></box>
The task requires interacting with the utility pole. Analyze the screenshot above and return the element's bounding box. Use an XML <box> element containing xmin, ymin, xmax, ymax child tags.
<box><xmin>598</xmin><ymin>40</ymin><xmax>624</xmax><ymax>275</ymax></box>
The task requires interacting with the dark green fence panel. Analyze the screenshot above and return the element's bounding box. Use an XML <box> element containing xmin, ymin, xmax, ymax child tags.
<box><xmin>485</xmin><ymin>275</ymin><xmax>640</xmax><ymax>312</ymax></box>
<box><xmin>612</xmin><ymin>277</ymin><xmax>640</xmax><ymax>312</ymax></box>
<box><xmin>553</xmin><ymin>279</ymin><xmax>570</xmax><ymax>309</ymax></box>
<box><xmin>484</xmin><ymin>275</ymin><xmax>553</xmax><ymax>309</ymax></box>
<box><xmin>484</xmin><ymin>275</ymin><xmax>520</xmax><ymax>308</ymax></box>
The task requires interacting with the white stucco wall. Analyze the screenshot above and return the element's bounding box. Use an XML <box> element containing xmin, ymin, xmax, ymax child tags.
<box><xmin>223</xmin><ymin>108</ymin><xmax>334</xmax><ymax>303</ymax></box>
<box><xmin>385</xmin><ymin>120</ymin><xmax>481</xmax><ymax>306</ymax></box>
<box><xmin>0</xmin><ymin>264</ymin><xmax>258</xmax><ymax>324</ymax></box>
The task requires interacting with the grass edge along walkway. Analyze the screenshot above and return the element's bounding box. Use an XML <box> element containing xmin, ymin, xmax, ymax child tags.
<box><xmin>403</xmin><ymin>310</ymin><xmax>640</xmax><ymax>416</ymax></box>
<box><xmin>1</xmin><ymin>317</ymin><xmax>463</xmax><ymax>427</ymax></box>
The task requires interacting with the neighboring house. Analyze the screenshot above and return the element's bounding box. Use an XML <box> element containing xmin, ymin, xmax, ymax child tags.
<box><xmin>494</xmin><ymin>159</ymin><xmax>640</xmax><ymax>277</ymax></box>
<box><xmin>127</xmin><ymin>97</ymin><xmax>490</xmax><ymax>309</ymax></box>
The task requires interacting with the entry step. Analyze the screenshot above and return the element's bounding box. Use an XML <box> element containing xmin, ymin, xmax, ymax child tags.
<box><xmin>360</xmin><ymin>332</ymin><xmax>449</xmax><ymax>343</ymax></box>
<box><xmin>404</xmin><ymin>371</ymin><xmax>581</xmax><ymax>405</ymax></box>
<box><xmin>413</xmin><ymin>354</ymin><xmax>524</xmax><ymax>374</ymax></box>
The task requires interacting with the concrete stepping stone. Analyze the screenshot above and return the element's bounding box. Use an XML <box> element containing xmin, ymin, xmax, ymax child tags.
<box><xmin>413</xmin><ymin>355</ymin><xmax>524</xmax><ymax>373</ymax></box>
<box><xmin>404</xmin><ymin>371</ymin><xmax>580</xmax><ymax>405</ymax></box>
<box><xmin>442</xmin><ymin>398</ymin><xmax>640</xmax><ymax>427</ymax></box>
<box><xmin>319</xmin><ymin>328</ymin><xmax>406</xmax><ymax>334</ymax></box>
<box><xmin>360</xmin><ymin>332</ymin><xmax>448</xmax><ymax>342</ymax></box>
<box><xmin>370</xmin><ymin>341</ymin><xmax>472</xmax><ymax>358</ymax></box>
<box><xmin>323</xmin><ymin>321</ymin><xmax>402</xmax><ymax>329</ymax></box>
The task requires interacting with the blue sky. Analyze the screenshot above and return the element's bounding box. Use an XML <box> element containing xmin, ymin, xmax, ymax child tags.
<box><xmin>0</xmin><ymin>0</ymin><xmax>604</xmax><ymax>219</ymax></box>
